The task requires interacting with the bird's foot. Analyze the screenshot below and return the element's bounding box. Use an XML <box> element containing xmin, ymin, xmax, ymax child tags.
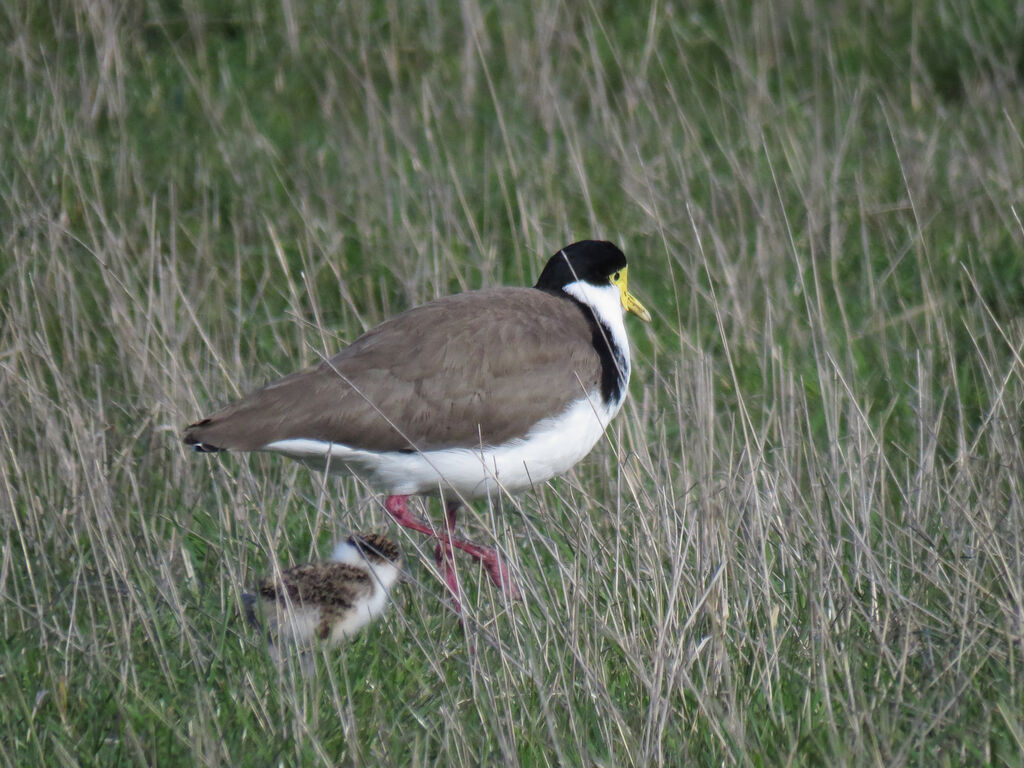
<box><xmin>441</xmin><ymin>535</ymin><xmax>520</xmax><ymax>600</ymax></box>
<box><xmin>383</xmin><ymin>494</ymin><xmax>520</xmax><ymax>601</ymax></box>
<box><xmin>479</xmin><ymin>549</ymin><xmax>520</xmax><ymax>600</ymax></box>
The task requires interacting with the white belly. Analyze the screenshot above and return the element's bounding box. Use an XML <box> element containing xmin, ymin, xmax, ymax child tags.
<box><xmin>262</xmin><ymin>393</ymin><xmax>619</xmax><ymax>498</ymax></box>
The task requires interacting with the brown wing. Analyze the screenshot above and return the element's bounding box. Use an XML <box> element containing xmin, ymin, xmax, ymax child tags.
<box><xmin>260</xmin><ymin>563</ymin><xmax>372</xmax><ymax>608</ymax></box>
<box><xmin>184</xmin><ymin>288</ymin><xmax>602</xmax><ymax>452</ymax></box>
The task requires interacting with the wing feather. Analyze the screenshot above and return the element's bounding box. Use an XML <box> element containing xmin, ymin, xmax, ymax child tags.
<box><xmin>184</xmin><ymin>288</ymin><xmax>601</xmax><ymax>452</ymax></box>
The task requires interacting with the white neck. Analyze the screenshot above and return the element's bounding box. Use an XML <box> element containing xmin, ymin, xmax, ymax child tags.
<box><xmin>562</xmin><ymin>281</ymin><xmax>631</xmax><ymax>398</ymax></box>
<box><xmin>331</xmin><ymin>541</ymin><xmax>400</xmax><ymax>589</ymax></box>
<box><xmin>331</xmin><ymin>540</ymin><xmax>364</xmax><ymax>565</ymax></box>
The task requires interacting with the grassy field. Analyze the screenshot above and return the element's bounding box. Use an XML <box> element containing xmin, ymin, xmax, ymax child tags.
<box><xmin>3</xmin><ymin>0</ymin><xmax>1024</xmax><ymax>765</ymax></box>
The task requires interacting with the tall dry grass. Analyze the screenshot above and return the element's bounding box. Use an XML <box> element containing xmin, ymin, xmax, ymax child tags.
<box><xmin>2</xmin><ymin>0</ymin><xmax>1023</xmax><ymax>765</ymax></box>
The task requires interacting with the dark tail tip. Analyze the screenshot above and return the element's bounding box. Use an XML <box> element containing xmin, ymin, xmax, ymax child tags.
<box><xmin>190</xmin><ymin>442</ymin><xmax>224</xmax><ymax>453</ymax></box>
<box><xmin>183</xmin><ymin>420</ymin><xmax>225</xmax><ymax>452</ymax></box>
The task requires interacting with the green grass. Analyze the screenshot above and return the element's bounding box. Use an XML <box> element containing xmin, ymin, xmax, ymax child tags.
<box><xmin>3</xmin><ymin>0</ymin><xmax>1024</xmax><ymax>765</ymax></box>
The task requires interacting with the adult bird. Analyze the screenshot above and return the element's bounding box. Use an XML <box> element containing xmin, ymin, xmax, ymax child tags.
<box><xmin>184</xmin><ymin>240</ymin><xmax>650</xmax><ymax>605</ymax></box>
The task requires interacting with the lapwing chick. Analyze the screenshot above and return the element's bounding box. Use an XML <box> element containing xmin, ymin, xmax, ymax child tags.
<box><xmin>247</xmin><ymin>533</ymin><xmax>402</xmax><ymax>649</ymax></box>
<box><xmin>187</xmin><ymin>240</ymin><xmax>651</xmax><ymax>608</ymax></box>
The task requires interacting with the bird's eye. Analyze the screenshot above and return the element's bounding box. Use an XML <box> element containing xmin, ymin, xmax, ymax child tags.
<box><xmin>613</xmin><ymin>272</ymin><xmax>620</xmax><ymax>282</ymax></box>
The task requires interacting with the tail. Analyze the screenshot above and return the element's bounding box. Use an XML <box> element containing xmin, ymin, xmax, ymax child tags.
<box><xmin>241</xmin><ymin>592</ymin><xmax>262</xmax><ymax>630</ymax></box>
<box><xmin>182</xmin><ymin>367</ymin><xmax>323</xmax><ymax>453</ymax></box>
<box><xmin>183</xmin><ymin>419</ymin><xmax>226</xmax><ymax>452</ymax></box>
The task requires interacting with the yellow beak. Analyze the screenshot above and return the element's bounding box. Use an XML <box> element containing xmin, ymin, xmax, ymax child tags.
<box><xmin>611</xmin><ymin>267</ymin><xmax>652</xmax><ymax>322</ymax></box>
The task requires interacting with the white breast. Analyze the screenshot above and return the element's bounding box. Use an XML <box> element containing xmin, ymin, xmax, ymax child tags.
<box><xmin>326</xmin><ymin>559</ymin><xmax>400</xmax><ymax>643</ymax></box>
<box><xmin>562</xmin><ymin>280</ymin><xmax>632</xmax><ymax>396</ymax></box>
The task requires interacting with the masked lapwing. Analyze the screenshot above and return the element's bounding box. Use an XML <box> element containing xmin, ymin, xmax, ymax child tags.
<box><xmin>185</xmin><ymin>240</ymin><xmax>650</xmax><ymax>606</ymax></box>
<box><xmin>245</xmin><ymin>533</ymin><xmax>402</xmax><ymax>654</ymax></box>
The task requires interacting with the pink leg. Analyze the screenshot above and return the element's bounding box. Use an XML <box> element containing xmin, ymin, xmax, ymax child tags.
<box><xmin>436</xmin><ymin>500</ymin><xmax>461</xmax><ymax>611</ymax></box>
<box><xmin>383</xmin><ymin>495</ymin><xmax>519</xmax><ymax>599</ymax></box>
<box><xmin>385</xmin><ymin>495</ymin><xmax>463</xmax><ymax>611</ymax></box>
<box><xmin>434</xmin><ymin>542</ymin><xmax>461</xmax><ymax>613</ymax></box>
<box><xmin>383</xmin><ymin>494</ymin><xmax>436</xmax><ymax>538</ymax></box>
<box><xmin>442</xmin><ymin>501</ymin><xmax>520</xmax><ymax>600</ymax></box>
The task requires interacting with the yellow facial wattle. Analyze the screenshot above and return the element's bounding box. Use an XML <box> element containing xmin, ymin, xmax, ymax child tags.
<box><xmin>610</xmin><ymin>267</ymin><xmax>651</xmax><ymax>322</ymax></box>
